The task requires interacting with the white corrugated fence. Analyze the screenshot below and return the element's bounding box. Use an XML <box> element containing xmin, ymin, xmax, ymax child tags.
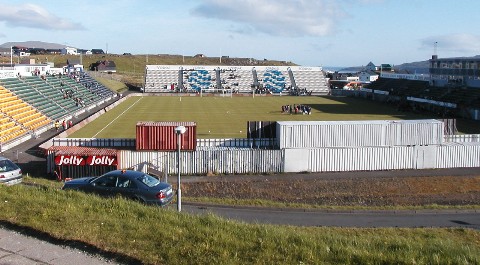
<box><xmin>118</xmin><ymin>148</ymin><xmax>284</xmax><ymax>175</ymax></box>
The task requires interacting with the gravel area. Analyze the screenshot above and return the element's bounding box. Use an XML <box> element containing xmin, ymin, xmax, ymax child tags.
<box><xmin>180</xmin><ymin>169</ymin><xmax>480</xmax><ymax>207</ymax></box>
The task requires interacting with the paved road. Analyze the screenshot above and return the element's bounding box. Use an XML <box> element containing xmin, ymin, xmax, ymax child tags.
<box><xmin>183</xmin><ymin>204</ymin><xmax>480</xmax><ymax>229</ymax></box>
<box><xmin>0</xmin><ymin>226</ymin><xmax>120</xmax><ymax>265</ymax></box>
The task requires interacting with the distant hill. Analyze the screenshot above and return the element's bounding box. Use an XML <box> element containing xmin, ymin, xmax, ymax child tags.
<box><xmin>336</xmin><ymin>61</ymin><xmax>429</xmax><ymax>74</ymax></box>
<box><xmin>0</xmin><ymin>41</ymin><xmax>69</xmax><ymax>49</ymax></box>
<box><xmin>394</xmin><ymin>60</ymin><xmax>430</xmax><ymax>74</ymax></box>
<box><xmin>337</xmin><ymin>55</ymin><xmax>480</xmax><ymax>74</ymax></box>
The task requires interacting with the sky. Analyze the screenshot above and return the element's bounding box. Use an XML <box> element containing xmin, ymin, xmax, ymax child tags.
<box><xmin>0</xmin><ymin>0</ymin><xmax>479</xmax><ymax>67</ymax></box>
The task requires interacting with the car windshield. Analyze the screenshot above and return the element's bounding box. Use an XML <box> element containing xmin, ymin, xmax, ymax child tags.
<box><xmin>0</xmin><ymin>159</ymin><xmax>19</xmax><ymax>172</ymax></box>
<box><xmin>137</xmin><ymin>174</ymin><xmax>160</xmax><ymax>187</ymax></box>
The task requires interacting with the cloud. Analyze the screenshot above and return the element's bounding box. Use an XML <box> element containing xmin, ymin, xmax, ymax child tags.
<box><xmin>421</xmin><ymin>34</ymin><xmax>480</xmax><ymax>54</ymax></box>
<box><xmin>192</xmin><ymin>0</ymin><xmax>345</xmax><ymax>37</ymax></box>
<box><xmin>0</xmin><ymin>3</ymin><xmax>84</xmax><ymax>30</ymax></box>
<box><xmin>0</xmin><ymin>33</ymin><xmax>5</xmax><ymax>38</ymax></box>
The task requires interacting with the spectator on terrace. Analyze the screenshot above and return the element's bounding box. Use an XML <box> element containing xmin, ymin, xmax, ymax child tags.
<box><xmin>54</xmin><ymin>120</ymin><xmax>60</xmax><ymax>131</ymax></box>
<box><xmin>62</xmin><ymin>120</ymin><xmax>67</xmax><ymax>130</ymax></box>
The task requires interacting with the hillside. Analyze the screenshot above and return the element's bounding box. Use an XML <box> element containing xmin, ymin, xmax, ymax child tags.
<box><xmin>394</xmin><ymin>60</ymin><xmax>430</xmax><ymax>74</ymax></box>
<box><xmin>1</xmin><ymin>41</ymin><xmax>296</xmax><ymax>88</ymax></box>
<box><xmin>337</xmin><ymin>55</ymin><xmax>480</xmax><ymax>75</ymax></box>
<box><xmin>337</xmin><ymin>61</ymin><xmax>430</xmax><ymax>74</ymax></box>
<box><xmin>0</xmin><ymin>41</ymin><xmax>68</xmax><ymax>49</ymax></box>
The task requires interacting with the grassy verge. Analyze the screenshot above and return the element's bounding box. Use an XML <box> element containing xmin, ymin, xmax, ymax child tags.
<box><xmin>93</xmin><ymin>76</ymin><xmax>129</xmax><ymax>93</ymax></box>
<box><xmin>23</xmin><ymin>176</ymin><xmax>63</xmax><ymax>188</ymax></box>
<box><xmin>1</xmin><ymin>184</ymin><xmax>479</xmax><ymax>265</ymax></box>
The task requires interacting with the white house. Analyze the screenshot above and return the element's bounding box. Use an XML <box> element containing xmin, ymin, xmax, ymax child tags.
<box><xmin>358</xmin><ymin>71</ymin><xmax>379</xmax><ymax>83</ymax></box>
<box><xmin>13</xmin><ymin>64</ymin><xmax>51</xmax><ymax>77</ymax></box>
<box><xmin>61</xmin><ymin>47</ymin><xmax>78</xmax><ymax>55</ymax></box>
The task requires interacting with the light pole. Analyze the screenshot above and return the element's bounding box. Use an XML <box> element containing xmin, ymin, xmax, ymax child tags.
<box><xmin>175</xmin><ymin>125</ymin><xmax>187</xmax><ymax>212</ymax></box>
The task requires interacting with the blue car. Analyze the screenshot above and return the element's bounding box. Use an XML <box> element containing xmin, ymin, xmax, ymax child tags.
<box><xmin>62</xmin><ymin>170</ymin><xmax>174</xmax><ymax>206</ymax></box>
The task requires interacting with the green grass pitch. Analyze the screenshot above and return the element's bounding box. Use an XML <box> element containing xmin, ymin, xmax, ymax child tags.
<box><xmin>69</xmin><ymin>95</ymin><xmax>444</xmax><ymax>139</ymax></box>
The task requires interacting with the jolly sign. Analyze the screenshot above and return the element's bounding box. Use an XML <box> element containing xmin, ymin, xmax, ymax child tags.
<box><xmin>55</xmin><ymin>155</ymin><xmax>117</xmax><ymax>166</ymax></box>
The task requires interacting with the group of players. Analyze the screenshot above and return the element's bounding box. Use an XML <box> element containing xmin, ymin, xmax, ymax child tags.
<box><xmin>281</xmin><ymin>104</ymin><xmax>312</xmax><ymax>115</ymax></box>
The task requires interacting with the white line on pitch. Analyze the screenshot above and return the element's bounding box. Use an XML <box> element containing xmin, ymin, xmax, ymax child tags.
<box><xmin>92</xmin><ymin>97</ymin><xmax>143</xmax><ymax>138</ymax></box>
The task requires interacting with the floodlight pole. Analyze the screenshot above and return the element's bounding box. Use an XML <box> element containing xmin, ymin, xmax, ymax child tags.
<box><xmin>175</xmin><ymin>126</ymin><xmax>186</xmax><ymax>212</ymax></box>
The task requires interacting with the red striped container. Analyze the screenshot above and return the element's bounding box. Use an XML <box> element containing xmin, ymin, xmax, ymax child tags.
<box><xmin>136</xmin><ymin>121</ymin><xmax>197</xmax><ymax>151</ymax></box>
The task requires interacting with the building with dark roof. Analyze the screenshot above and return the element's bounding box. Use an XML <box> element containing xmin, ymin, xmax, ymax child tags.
<box><xmin>379</xmin><ymin>64</ymin><xmax>393</xmax><ymax>72</ymax></box>
<box><xmin>91</xmin><ymin>49</ymin><xmax>105</xmax><ymax>54</ymax></box>
<box><xmin>90</xmin><ymin>60</ymin><xmax>116</xmax><ymax>73</ymax></box>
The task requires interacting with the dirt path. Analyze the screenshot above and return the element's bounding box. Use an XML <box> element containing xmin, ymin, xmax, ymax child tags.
<box><xmin>180</xmin><ymin>168</ymin><xmax>480</xmax><ymax>207</ymax></box>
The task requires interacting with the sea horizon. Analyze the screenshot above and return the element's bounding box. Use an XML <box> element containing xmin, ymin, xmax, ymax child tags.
<box><xmin>322</xmin><ymin>66</ymin><xmax>348</xmax><ymax>72</ymax></box>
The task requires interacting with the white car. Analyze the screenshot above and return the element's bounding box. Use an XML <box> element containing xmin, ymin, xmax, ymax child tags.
<box><xmin>0</xmin><ymin>156</ymin><xmax>23</xmax><ymax>185</ymax></box>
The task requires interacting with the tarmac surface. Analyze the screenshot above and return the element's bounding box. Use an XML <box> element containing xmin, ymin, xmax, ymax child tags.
<box><xmin>0</xmin><ymin>225</ymin><xmax>118</xmax><ymax>265</ymax></box>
